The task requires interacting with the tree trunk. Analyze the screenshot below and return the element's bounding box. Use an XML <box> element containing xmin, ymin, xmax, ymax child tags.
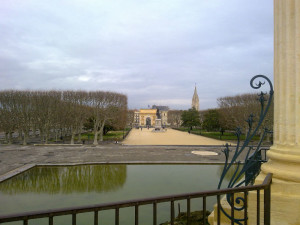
<box><xmin>93</xmin><ymin>122</ymin><xmax>98</xmax><ymax>145</ymax></box>
<box><xmin>18</xmin><ymin>129</ymin><xmax>23</xmax><ymax>141</ymax></box>
<box><xmin>45</xmin><ymin>132</ymin><xmax>49</xmax><ymax>144</ymax></box>
<box><xmin>55</xmin><ymin>129</ymin><xmax>58</xmax><ymax>142</ymax></box>
<box><xmin>40</xmin><ymin>129</ymin><xmax>44</xmax><ymax>142</ymax></box>
<box><xmin>99</xmin><ymin>120</ymin><xmax>106</xmax><ymax>142</ymax></box>
<box><xmin>33</xmin><ymin>126</ymin><xmax>37</xmax><ymax>138</ymax></box>
<box><xmin>23</xmin><ymin>130</ymin><xmax>28</xmax><ymax>145</ymax></box>
<box><xmin>77</xmin><ymin>126</ymin><xmax>82</xmax><ymax>142</ymax></box>
<box><xmin>8</xmin><ymin>132</ymin><xmax>12</xmax><ymax>144</ymax></box>
<box><xmin>93</xmin><ymin>131</ymin><xmax>98</xmax><ymax>145</ymax></box>
<box><xmin>5</xmin><ymin>132</ymin><xmax>8</xmax><ymax>143</ymax></box>
<box><xmin>99</xmin><ymin>129</ymin><xmax>103</xmax><ymax>142</ymax></box>
<box><xmin>71</xmin><ymin>129</ymin><xmax>76</xmax><ymax>145</ymax></box>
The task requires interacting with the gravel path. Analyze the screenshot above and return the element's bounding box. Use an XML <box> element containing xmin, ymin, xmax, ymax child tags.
<box><xmin>122</xmin><ymin>128</ymin><xmax>230</xmax><ymax>145</ymax></box>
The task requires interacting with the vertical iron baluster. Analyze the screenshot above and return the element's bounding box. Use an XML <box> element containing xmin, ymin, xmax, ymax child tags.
<box><xmin>244</xmin><ymin>191</ymin><xmax>248</xmax><ymax>225</ymax></box>
<box><xmin>170</xmin><ymin>200</ymin><xmax>174</xmax><ymax>225</ymax></box>
<box><xmin>115</xmin><ymin>208</ymin><xmax>119</xmax><ymax>225</ymax></box>
<box><xmin>49</xmin><ymin>215</ymin><xmax>53</xmax><ymax>225</ymax></box>
<box><xmin>230</xmin><ymin>193</ymin><xmax>234</xmax><ymax>225</ymax></box>
<box><xmin>23</xmin><ymin>219</ymin><xmax>28</xmax><ymax>225</ymax></box>
<box><xmin>257</xmin><ymin>190</ymin><xmax>260</xmax><ymax>225</ymax></box>
<box><xmin>72</xmin><ymin>212</ymin><xmax>76</xmax><ymax>225</ymax></box>
<box><xmin>217</xmin><ymin>195</ymin><xmax>221</xmax><ymax>225</ymax></box>
<box><xmin>187</xmin><ymin>198</ymin><xmax>191</xmax><ymax>225</ymax></box>
<box><xmin>203</xmin><ymin>196</ymin><xmax>206</xmax><ymax>225</ymax></box>
<box><xmin>264</xmin><ymin>183</ymin><xmax>271</xmax><ymax>225</ymax></box>
<box><xmin>135</xmin><ymin>205</ymin><xmax>139</xmax><ymax>225</ymax></box>
<box><xmin>153</xmin><ymin>202</ymin><xmax>157</xmax><ymax>225</ymax></box>
<box><xmin>94</xmin><ymin>210</ymin><xmax>98</xmax><ymax>225</ymax></box>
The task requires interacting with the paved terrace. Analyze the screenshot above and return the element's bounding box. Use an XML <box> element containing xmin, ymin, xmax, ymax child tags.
<box><xmin>0</xmin><ymin>129</ymin><xmax>256</xmax><ymax>182</ymax></box>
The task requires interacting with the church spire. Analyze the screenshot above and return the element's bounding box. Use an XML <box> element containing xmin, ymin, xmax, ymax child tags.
<box><xmin>192</xmin><ymin>84</ymin><xmax>199</xmax><ymax>111</ymax></box>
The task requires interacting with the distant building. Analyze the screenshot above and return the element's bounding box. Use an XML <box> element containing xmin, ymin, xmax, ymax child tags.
<box><xmin>133</xmin><ymin>110</ymin><xmax>140</xmax><ymax>127</ymax></box>
<box><xmin>192</xmin><ymin>85</ymin><xmax>200</xmax><ymax>111</ymax></box>
<box><xmin>139</xmin><ymin>109</ymin><xmax>157</xmax><ymax>126</ymax></box>
<box><xmin>152</xmin><ymin>105</ymin><xmax>169</xmax><ymax>126</ymax></box>
<box><xmin>151</xmin><ymin>105</ymin><xmax>169</xmax><ymax>111</ymax></box>
<box><xmin>132</xmin><ymin>106</ymin><xmax>170</xmax><ymax>127</ymax></box>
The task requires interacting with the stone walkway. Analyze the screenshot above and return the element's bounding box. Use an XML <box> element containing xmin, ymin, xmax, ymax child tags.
<box><xmin>0</xmin><ymin>129</ymin><xmax>247</xmax><ymax>182</ymax></box>
<box><xmin>122</xmin><ymin>128</ymin><xmax>229</xmax><ymax>145</ymax></box>
<box><xmin>0</xmin><ymin>144</ymin><xmax>244</xmax><ymax>181</ymax></box>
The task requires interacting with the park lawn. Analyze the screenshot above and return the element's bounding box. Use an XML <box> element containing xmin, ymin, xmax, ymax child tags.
<box><xmin>79</xmin><ymin>129</ymin><xmax>130</xmax><ymax>142</ymax></box>
<box><xmin>102</xmin><ymin>131</ymin><xmax>124</xmax><ymax>141</ymax></box>
<box><xmin>79</xmin><ymin>131</ymin><xmax>123</xmax><ymax>141</ymax></box>
<box><xmin>175</xmin><ymin>128</ymin><xmax>262</xmax><ymax>141</ymax></box>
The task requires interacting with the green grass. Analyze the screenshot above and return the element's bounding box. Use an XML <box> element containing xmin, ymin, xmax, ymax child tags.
<box><xmin>174</xmin><ymin>127</ymin><xmax>263</xmax><ymax>141</ymax></box>
<box><xmin>103</xmin><ymin>130</ymin><xmax>124</xmax><ymax>141</ymax></box>
<box><xmin>78</xmin><ymin>128</ymin><xmax>131</xmax><ymax>142</ymax></box>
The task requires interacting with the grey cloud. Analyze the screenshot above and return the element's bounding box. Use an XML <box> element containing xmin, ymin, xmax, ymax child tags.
<box><xmin>0</xmin><ymin>0</ymin><xmax>273</xmax><ymax>110</ymax></box>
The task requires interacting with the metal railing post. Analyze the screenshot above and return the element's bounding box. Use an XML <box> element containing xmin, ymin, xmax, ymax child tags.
<box><xmin>135</xmin><ymin>205</ymin><xmax>139</xmax><ymax>225</ymax></box>
<box><xmin>94</xmin><ymin>210</ymin><xmax>98</xmax><ymax>225</ymax></box>
<box><xmin>264</xmin><ymin>181</ymin><xmax>271</xmax><ymax>225</ymax></box>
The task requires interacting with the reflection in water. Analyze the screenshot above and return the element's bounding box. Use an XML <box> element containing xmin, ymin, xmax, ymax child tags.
<box><xmin>0</xmin><ymin>165</ymin><xmax>127</xmax><ymax>194</ymax></box>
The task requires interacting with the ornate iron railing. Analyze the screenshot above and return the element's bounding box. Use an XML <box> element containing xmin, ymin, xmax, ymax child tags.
<box><xmin>0</xmin><ymin>173</ymin><xmax>272</xmax><ymax>225</ymax></box>
<box><xmin>218</xmin><ymin>75</ymin><xmax>274</xmax><ymax>224</ymax></box>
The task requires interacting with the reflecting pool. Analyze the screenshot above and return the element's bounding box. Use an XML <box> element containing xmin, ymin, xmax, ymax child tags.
<box><xmin>0</xmin><ymin>164</ymin><xmax>228</xmax><ymax>225</ymax></box>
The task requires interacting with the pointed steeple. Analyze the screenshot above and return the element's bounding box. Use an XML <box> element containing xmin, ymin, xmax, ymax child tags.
<box><xmin>192</xmin><ymin>84</ymin><xmax>199</xmax><ymax>111</ymax></box>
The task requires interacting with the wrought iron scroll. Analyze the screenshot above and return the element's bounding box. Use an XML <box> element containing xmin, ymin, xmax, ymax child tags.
<box><xmin>217</xmin><ymin>75</ymin><xmax>274</xmax><ymax>224</ymax></box>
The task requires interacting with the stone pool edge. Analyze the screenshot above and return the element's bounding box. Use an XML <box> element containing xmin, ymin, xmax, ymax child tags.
<box><xmin>0</xmin><ymin>164</ymin><xmax>36</xmax><ymax>183</ymax></box>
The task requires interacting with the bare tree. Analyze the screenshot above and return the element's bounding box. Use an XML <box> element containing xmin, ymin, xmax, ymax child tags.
<box><xmin>126</xmin><ymin>110</ymin><xmax>135</xmax><ymax>128</ymax></box>
<box><xmin>0</xmin><ymin>89</ymin><xmax>127</xmax><ymax>145</ymax></box>
<box><xmin>168</xmin><ymin>110</ymin><xmax>183</xmax><ymax>128</ymax></box>
<box><xmin>15</xmin><ymin>91</ymin><xmax>35</xmax><ymax>145</ymax></box>
<box><xmin>217</xmin><ymin>93</ymin><xmax>273</xmax><ymax>134</ymax></box>
<box><xmin>62</xmin><ymin>91</ymin><xmax>90</xmax><ymax>144</ymax></box>
<box><xmin>88</xmin><ymin>91</ymin><xmax>127</xmax><ymax>145</ymax></box>
<box><xmin>0</xmin><ymin>91</ymin><xmax>19</xmax><ymax>144</ymax></box>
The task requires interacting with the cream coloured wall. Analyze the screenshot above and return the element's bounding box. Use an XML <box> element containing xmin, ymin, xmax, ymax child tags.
<box><xmin>139</xmin><ymin>109</ymin><xmax>157</xmax><ymax>126</ymax></box>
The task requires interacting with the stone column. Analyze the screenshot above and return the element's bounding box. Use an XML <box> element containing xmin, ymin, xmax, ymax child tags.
<box><xmin>249</xmin><ymin>0</ymin><xmax>300</xmax><ymax>224</ymax></box>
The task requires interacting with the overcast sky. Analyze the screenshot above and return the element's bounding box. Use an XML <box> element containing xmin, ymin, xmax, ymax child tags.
<box><xmin>0</xmin><ymin>0</ymin><xmax>273</xmax><ymax>110</ymax></box>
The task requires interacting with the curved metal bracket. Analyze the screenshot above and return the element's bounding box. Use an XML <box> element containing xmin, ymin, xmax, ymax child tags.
<box><xmin>217</xmin><ymin>75</ymin><xmax>274</xmax><ymax>224</ymax></box>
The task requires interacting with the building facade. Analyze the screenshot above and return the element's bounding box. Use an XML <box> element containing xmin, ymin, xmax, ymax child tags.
<box><xmin>133</xmin><ymin>106</ymin><xmax>170</xmax><ymax>127</ymax></box>
<box><xmin>139</xmin><ymin>109</ymin><xmax>157</xmax><ymax>126</ymax></box>
<box><xmin>133</xmin><ymin>111</ymin><xmax>140</xmax><ymax>127</ymax></box>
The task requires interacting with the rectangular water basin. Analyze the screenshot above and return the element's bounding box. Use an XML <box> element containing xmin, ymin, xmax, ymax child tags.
<box><xmin>0</xmin><ymin>164</ymin><xmax>227</xmax><ymax>225</ymax></box>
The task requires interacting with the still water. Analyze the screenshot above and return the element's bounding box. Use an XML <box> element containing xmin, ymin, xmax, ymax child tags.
<box><xmin>0</xmin><ymin>164</ymin><xmax>227</xmax><ymax>225</ymax></box>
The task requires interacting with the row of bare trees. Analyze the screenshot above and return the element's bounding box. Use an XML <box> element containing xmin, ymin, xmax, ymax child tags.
<box><xmin>166</xmin><ymin>93</ymin><xmax>273</xmax><ymax>135</ymax></box>
<box><xmin>167</xmin><ymin>110</ymin><xmax>183</xmax><ymax>127</ymax></box>
<box><xmin>0</xmin><ymin>90</ymin><xmax>127</xmax><ymax>145</ymax></box>
<box><xmin>217</xmin><ymin>93</ymin><xmax>274</xmax><ymax>134</ymax></box>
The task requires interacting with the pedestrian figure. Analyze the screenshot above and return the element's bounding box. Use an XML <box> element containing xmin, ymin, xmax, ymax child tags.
<box><xmin>141</xmin><ymin>127</ymin><xmax>143</xmax><ymax>131</ymax></box>
<box><xmin>188</xmin><ymin>130</ymin><xmax>191</xmax><ymax>134</ymax></box>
